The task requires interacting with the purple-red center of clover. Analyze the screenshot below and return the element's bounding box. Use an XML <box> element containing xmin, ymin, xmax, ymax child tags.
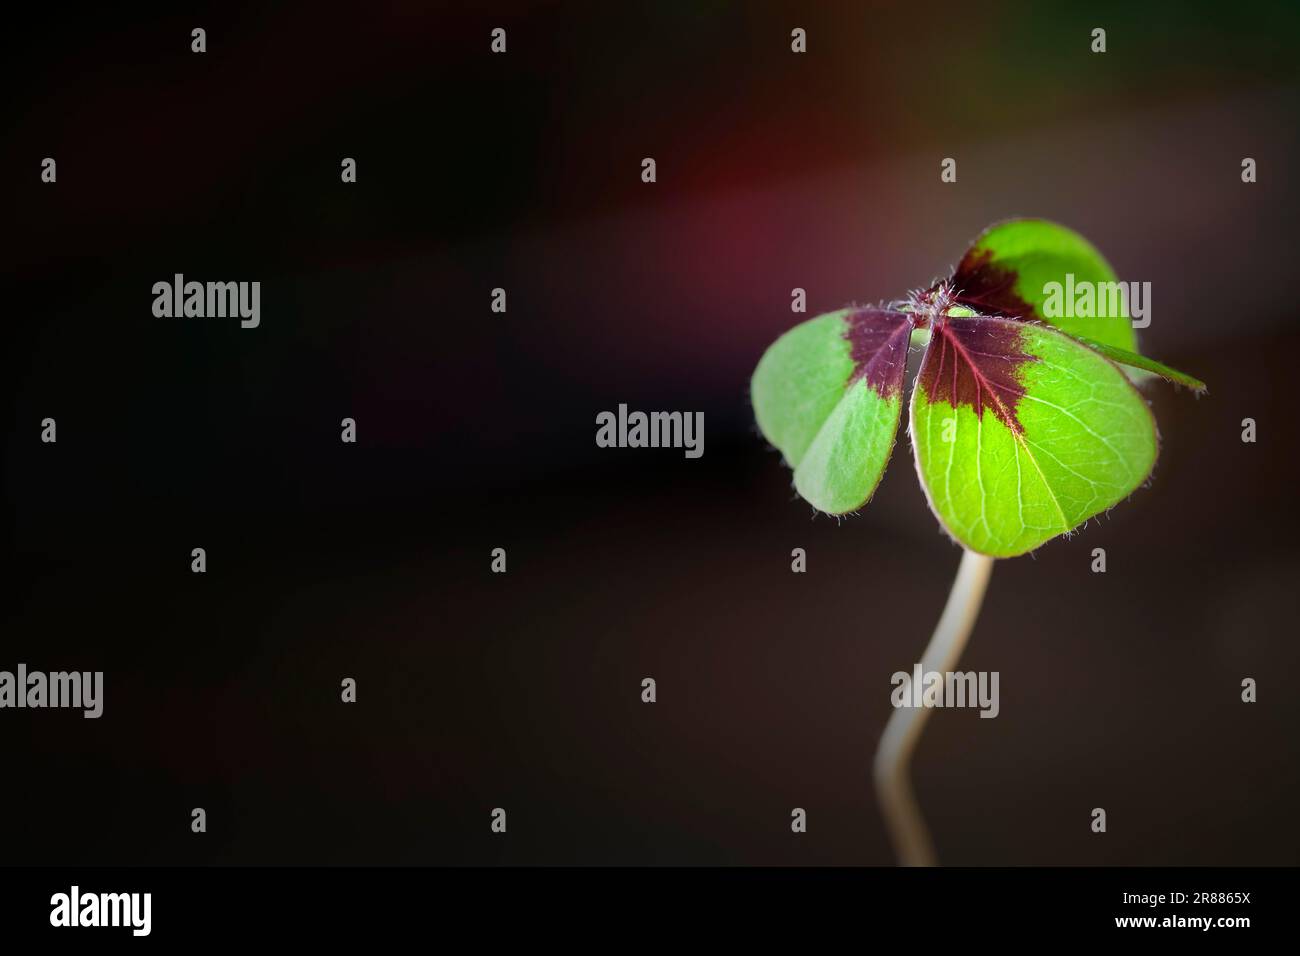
<box><xmin>843</xmin><ymin>281</ymin><xmax>1035</xmax><ymax>434</ymax></box>
<box><xmin>844</xmin><ymin>308</ymin><xmax>913</xmax><ymax>398</ymax></box>
<box><xmin>945</xmin><ymin>248</ymin><xmax>1039</xmax><ymax>321</ymax></box>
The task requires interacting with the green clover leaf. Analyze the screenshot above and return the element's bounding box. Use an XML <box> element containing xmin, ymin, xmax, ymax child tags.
<box><xmin>751</xmin><ymin>220</ymin><xmax>1205</xmax><ymax>557</ymax></box>
<box><xmin>945</xmin><ymin>218</ymin><xmax>1137</xmax><ymax>349</ymax></box>
<box><xmin>752</xmin><ymin>307</ymin><xmax>913</xmax><ymax>513</ymax></box>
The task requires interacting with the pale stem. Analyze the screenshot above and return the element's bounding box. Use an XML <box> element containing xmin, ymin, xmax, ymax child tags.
<box><xmin>873</xmin><ymin>548</ymin><xmax>995</xmax><ymax>866</ymax></box>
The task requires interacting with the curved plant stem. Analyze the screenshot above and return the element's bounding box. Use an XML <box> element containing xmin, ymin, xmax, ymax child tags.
<box><xmin>873</xmin><ymin>548</ymin><xmax>995</xmax><ymax>866</ymax></box>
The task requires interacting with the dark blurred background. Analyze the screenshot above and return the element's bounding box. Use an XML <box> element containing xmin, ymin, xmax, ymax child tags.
<box><xmin>3</xmin><ymin>1</ymin><xmax>1299</xmax><ymax>865</ymax></box>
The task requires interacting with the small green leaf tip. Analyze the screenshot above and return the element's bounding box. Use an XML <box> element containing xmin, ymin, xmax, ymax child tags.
<box><xmin>1067</xmin><ymin>335</ymin><xmax>1207</xmax><ymax>393</ymax></box>
<box><xmin>751</xmin><ymin>222</ymin><xmax>1207</xmax><ymax>556</ymax></box>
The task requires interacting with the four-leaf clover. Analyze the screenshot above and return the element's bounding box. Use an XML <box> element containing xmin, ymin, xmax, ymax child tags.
<box><xmin>752</xmin><ymin>219</ymin><xmax>1205</xmax><ymax>557</ymax></box>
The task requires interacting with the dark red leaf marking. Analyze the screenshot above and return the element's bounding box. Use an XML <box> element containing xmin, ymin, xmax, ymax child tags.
<box><xmin>944</xmin><ymin>249</ymin><xmax>1037</xmax><ymax>321</ymax></box>
<box><xmin>843</xmin><ymin>308</ymin><xmax>914</xmax><ymax>399</ymax></box>
<box><xmin>918</xmin><ymin>316</ymin><xmax>1035</xmax><ymax>434</ymax></box>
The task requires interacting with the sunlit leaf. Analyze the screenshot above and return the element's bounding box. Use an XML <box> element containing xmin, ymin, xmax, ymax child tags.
<box><xmin>909</xmin><ymin>316</ymin><xmax>1157</xmax><ymax>557</ymax></box>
